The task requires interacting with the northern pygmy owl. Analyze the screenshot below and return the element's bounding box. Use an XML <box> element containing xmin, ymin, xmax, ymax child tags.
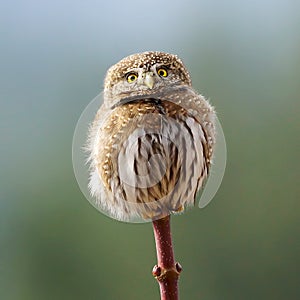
<box><xmin>87</xmin><ymin>51</ymin><xmax>216</xmax><ymax>222</ymax></box>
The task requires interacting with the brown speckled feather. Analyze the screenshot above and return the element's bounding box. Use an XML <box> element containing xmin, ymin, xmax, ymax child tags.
<box><xmin>87</xmin><ymin>52</ymin><xmax>215</xmax><ymax>222</ymax></box>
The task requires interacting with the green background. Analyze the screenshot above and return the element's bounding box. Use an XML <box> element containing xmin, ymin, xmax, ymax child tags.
<box><xmin>1</xmin><ymin>1</ymin><xmax>299</xmax><ymax>299</ymax></box>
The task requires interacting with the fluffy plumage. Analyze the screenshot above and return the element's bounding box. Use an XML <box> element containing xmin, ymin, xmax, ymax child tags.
<box><xmin>87</xmin><ymin>51</ymin><xmax>216</xmax><ymax>222</ymax></box>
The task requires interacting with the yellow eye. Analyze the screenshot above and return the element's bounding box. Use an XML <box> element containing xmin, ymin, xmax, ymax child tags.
<box><xmin>126</xmin><ymin>73</ymin><xmax>138</xmax><ymax>83</ymax></box>
<box><xmin>157</xmin><ymin>68</ymin><xmax>168</xmax><ymax>77</ymax></box>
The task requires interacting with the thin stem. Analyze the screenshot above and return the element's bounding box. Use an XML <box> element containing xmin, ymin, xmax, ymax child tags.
<box><xmin>152</xmin><ymin>215</ymin><xmax>182</xmax><ymax>300</ymax></box>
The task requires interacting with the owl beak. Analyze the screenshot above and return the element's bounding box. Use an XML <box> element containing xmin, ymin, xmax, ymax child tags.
<box><xmin>143</xmin><ymin>72</ymin><xmax>155</xmax><ymax>89</ymax></box>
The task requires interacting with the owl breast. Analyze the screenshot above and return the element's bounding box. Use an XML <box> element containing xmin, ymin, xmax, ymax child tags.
<box><xmin>89</xmin><ymin>93</ymin><xmax>214</xmax><ymax>221</ymax></box>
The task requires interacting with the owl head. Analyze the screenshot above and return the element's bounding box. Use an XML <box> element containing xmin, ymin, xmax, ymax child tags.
<box><xmin>103</xmin><ymin>51</ymin><xmax>192</xmax><ymax>106</ymax></box>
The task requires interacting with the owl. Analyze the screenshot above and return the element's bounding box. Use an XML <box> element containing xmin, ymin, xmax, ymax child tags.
<box><xmin>87</xmin><ymin>51</ymin><xmax>216</xmax><ymax>222</ymax></box>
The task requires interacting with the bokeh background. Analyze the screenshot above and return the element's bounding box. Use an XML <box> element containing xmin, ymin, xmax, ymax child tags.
<box><xmin>1</xmin><ymin>1</ymin><xmax>299</xmax><ymax>299</ymax></box>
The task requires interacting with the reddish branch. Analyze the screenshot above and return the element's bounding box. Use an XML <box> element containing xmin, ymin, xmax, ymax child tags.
<box><xmin>152</xmin><ymin>215</ymin><xmax>182</xmax><ymax>300</ymax></box>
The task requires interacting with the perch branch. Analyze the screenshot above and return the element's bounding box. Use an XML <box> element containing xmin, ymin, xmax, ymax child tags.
<box><xmin>152</xmin><ymin>215</ymin><xmax>182</xmax><ymax>300</ymax></box>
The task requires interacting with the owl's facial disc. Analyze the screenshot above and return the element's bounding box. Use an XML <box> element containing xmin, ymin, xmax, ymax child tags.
<box><xmin>125</xmin><ymin>68</ymin><xmax>156</xmax><ymax>89</ymax></box>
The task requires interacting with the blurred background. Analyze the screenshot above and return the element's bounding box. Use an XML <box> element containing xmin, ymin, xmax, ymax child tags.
<box><xmin>1</xmin><ymin>0</ymin><xmax>299</xmax><ymax>299</ymax></box>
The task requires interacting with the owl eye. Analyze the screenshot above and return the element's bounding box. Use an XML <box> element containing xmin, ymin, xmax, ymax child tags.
<box><xmin>126</xmin><ymin>73</ymin><xmax>138</xmax><ymax>83</ymax></box>
<box><xmin>157</xmin><ymin>68</ymin><xmax>168</xmax><ymax>77</ymax></box>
